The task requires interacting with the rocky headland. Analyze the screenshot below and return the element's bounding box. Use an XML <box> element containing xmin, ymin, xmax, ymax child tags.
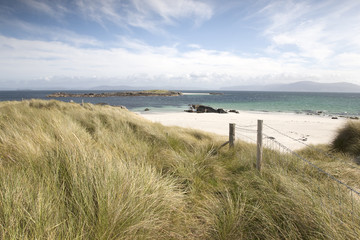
<box><xmin>47</xmin><ymin>90</ymin><xmax>183</xmax><ymax>98</ymax></box>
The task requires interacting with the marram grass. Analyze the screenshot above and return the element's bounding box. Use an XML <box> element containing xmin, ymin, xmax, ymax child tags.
<box><xmin>0</xmin><ymin>100</ymin><xmax>359</xmax><ymax>239</ymax></box>
<box><xmin>332</xmin><ymin>121</ymin><xmax>360</xmax><ymax>157</ymax></box>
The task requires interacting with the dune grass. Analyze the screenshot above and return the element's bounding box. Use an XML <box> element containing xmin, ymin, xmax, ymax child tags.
<box><xmin>0</xmin><ymin>99</ymin><xmax>359</xmax><ymax>239</ymax></box>
<box><xmin>332</xmin><ymin>121</ymin><xmax>360</xmax><ymax>157</ymax></box>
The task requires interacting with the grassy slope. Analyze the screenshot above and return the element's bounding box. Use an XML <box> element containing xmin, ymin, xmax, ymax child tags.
<box><xmin>0</xmin><ymin>100</ymin><xmax>359</xmax><ymax>239</ymax></box>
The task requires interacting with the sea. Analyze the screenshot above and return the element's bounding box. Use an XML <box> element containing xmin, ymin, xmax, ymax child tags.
<box><xmin>1</xmin><ymin>90</ymin><xmax>360</xmax><ymax>116</ymax></box>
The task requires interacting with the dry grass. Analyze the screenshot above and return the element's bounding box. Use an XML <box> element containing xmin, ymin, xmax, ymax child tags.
<box><xmin>0</xmin><ymin>99</ymin><xmax>359</xmax><ymax>239</ymax></box>
<box><xmin>332</xmin><ymin>121</ymin><xmax>360</xmax><ymax>157</ymax></box>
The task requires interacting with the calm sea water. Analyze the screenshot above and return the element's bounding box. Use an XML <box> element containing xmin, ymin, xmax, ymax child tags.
<box><xmin>1</xmin><ymin>90</ymin><xmax>360</xmax><ymax>116</ymax></box>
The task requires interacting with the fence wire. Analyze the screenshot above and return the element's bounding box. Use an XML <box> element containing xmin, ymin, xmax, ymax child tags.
<box><xmin>263</xmin><ymin>132</ymin><xmax>360</xmax><ymax>228</ymax></box>
<box><xmin>263</xmin><ymin>123</ymin><xmax>360</xmax><ymax>170</ymax></box>
<box><xmin>234</xmin><ymin>121</ymin><xmax>360</xmax><ymax>230</ymax></box>
<box><xmin>234</xmin><ymin>125</ymin><xmax>257</xmax><ymax>144</ymax></box>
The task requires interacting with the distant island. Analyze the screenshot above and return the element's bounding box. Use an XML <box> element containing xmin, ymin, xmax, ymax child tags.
<box><xmin>47</xmin><ymin>90</ymin><xmax>183</xmax><ymax>98</ymax></box>
<box><xmin>221</xmin><ymin>81</ymin><xmax>360</xmax><ymax>93</ymax></box>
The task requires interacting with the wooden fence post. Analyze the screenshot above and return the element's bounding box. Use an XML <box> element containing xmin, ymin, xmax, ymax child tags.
<box><xmin>257</xmin><ymin>120</ymin><xmax>263</xmax><ymax>171</ymax></box>
<box><xmin>229</xmin><ymin>123</ymin><xmax>235</xmax><ymax>148</ymax></box>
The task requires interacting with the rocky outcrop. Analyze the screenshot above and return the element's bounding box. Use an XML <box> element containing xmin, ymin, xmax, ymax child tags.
<box><xmin>195</xmin><ymin>105</ymin><xmax>218</xmax><ymax>113</ymax></box>
<box><xmin>185</xmin><ymin>105</ymin><xmax>241</xmax><ymax>114</ymax></box>
<box><xmin>186</xmin><ymin>105</ymin><xmax>228</xmax><ymax>114</ymax></box>
<box><xmin>47</xmin><ymin>90</ymin><xmax>183</xmax><ymax>98</ymax></box>
<box><xmin>217</xmin><ymin>108</ymin><xmax>227</xmax><ymax>113</ymax></box>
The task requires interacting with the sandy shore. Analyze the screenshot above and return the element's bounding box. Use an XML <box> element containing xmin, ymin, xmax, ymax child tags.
<box><xmin>139</xmin><ymin>110</ymin><xmax>348</xmax><ymax>150</ymax></box>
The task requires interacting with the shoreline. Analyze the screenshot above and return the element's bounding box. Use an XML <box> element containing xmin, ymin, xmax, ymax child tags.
<box><xmin>132</xmin><ymin>104</ymin><xmax>360</xmax><ymax>118</ymax></box>
<box><xmin>138</xmin><ymin>110</ymin><xmax>349</xmax><ymax>150</ymax></box>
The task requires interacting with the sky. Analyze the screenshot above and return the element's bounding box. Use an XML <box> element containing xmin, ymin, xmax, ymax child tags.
<box><xmin>1</xmin><ymin>0</ymin><xmax>360</xmax><ymax>90</ymax></box>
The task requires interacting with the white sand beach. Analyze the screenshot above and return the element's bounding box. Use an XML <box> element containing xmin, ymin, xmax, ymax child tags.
<box><xmin>139</xmin><ymin>111</ymin><xmax>349</xmax><ymax>150</ymax></box>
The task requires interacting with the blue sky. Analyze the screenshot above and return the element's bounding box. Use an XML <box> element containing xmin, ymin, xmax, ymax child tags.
<box><xmin>1</xmin><ymin>0</ymin><xmax>360</xmax><ymax>89</ymax></box>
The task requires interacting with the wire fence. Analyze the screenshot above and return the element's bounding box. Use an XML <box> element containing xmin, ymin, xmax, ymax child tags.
<box><xmin>263</xmin><ymin>123</ymin><xmax>360</xmax><ymax>170</ymax></box>
<box><xmin>232</xmin><ymin>121</ymin><xmax>360</xmax><ymax>229</ymax></box>
<box><xmin>235</xmin><ymin>124</ymin><xmax>257</xmax><ymax>144</ymax></box>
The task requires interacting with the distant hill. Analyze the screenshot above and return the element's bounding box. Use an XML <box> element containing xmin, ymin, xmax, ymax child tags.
<box><xmin>221</xmin><ymin>81</ymin><xmax>360</xmax><ymax>92</ymax></box>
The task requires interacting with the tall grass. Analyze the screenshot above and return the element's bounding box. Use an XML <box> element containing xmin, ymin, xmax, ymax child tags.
<box><xmin>332</xmin><ymin>121</ymin><xmax>360</xmax><ymax>157</ymax></box>
<box><xmin>0</xmin><ymin>99</ymin><xmax>359</xmax><ymax>239</ymax></box>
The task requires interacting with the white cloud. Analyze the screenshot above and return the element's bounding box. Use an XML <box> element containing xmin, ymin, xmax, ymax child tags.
<box><xmin>336</xmin><ymin>53</ymin><xmax>360</xmax><ymax>68</ymax></box>
<box><xmin>20</xmin><ymin>0</ymin><xmax>68</xmax><ymax>20</ymax></box>
<box><xmin>131</xmin><ymin>0</ymin><xmax>213</xmax><ymax>26</ymax></box>
<box><xmin>75</xmin><ymin>0</ymin><xmax>213</xmax><ymax>33</ymax></box>
<box><xmin>76</xmin><ymin>0</ymin><xmax>124</xmax><ymax>27</ymax></box>
<box><xmin>1</xmin><ymin>35</ymin><xmax>359</xmax><ymax>89</ymax></box>
<box><xmin>187</xmin><ymin>44</ymin><xmax>202</xmax><ymax>49</ymax></box>
<box><xmin>6</xmin><ymin>0</ymin><xmax>213</xmax><ymax>36</ymax></box>
<box><xmin>2</xmin><ymin>0</ymin><xmax>360</xmax><ymax>89</ymax></box>
<box><xmin>271</xmin><ymin>22</ymin><xmax>334</xmax><ymax>61</ymax></box>
<box><xmin>262</xmin><ymin>0</ymin><xmax>360</xmax><ymax>64</ymax></box>
<box><xmin>0</xmin><ymin>17</ymin><xmax>101</xmax><ymax>47</ymax></box>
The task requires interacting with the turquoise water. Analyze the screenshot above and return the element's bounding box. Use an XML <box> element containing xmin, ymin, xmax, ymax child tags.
<box><xmin>1</xmin><ymin>90</ymin><xmax>360</xmax><ymax>115</ymax></box>
<box><xmin>204</xmin><ymin>93</ymin><xmax>360</xmax><ymax>115</ymax></box>
<box><xmin>129</xmin><ymin>92</ymin><xmax>360</xmax><ymax>115</ymax></box>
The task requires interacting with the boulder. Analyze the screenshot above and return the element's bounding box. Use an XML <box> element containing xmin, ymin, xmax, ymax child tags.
<box><xmin>217</xmin><ymin>108</ymin><xmax>227</xmax><ymax>114</ymax></box>
<box><xmin>187</xmin><ymin>104</ymin><xmax>229</xmax><ymax>114</ymax></box>
<box><xmin>192</xmin><ymin>105</ymin><xmax>218</xmax><ymax>113</ymax></box>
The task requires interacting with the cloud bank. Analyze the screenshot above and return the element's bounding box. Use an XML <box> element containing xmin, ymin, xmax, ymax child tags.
<box><xmin>0</xmin><ymin>0</ymin><xmax>360</xmax><ymax>89</ymax></box>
